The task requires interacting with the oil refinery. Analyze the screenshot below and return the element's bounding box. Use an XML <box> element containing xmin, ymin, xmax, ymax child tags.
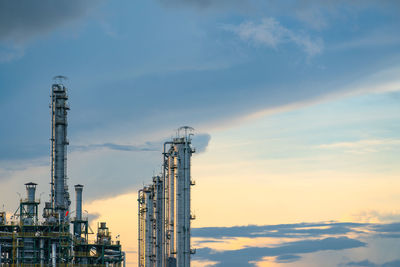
<box><xmin>138</xmin><ymin>127</ymin><xmax>196</xmax><ymax>267</ymax></box>
<box><xmin>0</xmin><ymin>77</ymin><xmax>197</xmax><ymax>267</ymax></box>
<box><xmin>0</xmin><ymin>79</ymin><xmax>124</xmax><ymax>266</ymax></box>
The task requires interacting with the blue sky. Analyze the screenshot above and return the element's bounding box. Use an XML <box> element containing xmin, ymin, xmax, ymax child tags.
<box><xmin>1</xmin><ymin>0</ymin><xmax>400</xmax><ymax>266</ymax></box>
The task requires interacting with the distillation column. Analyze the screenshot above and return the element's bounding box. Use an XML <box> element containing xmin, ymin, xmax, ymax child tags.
<box><xmin>175</xmin><ymin>134</ymin><xmax>194</xmax><ymax>267</ymax></box>
<box><xmin>154</xmin><ymin>176</ymin><xmax>164</xmax><ymax>267</ymax></box>
<box><xmin>138</xmin><ymin>190</ymin><xmax>145</xmax><ymax>267</ymax></box>
<box><xmin>166</xmin><ymin>149</ymin><xmax>176</xmax><ymax>267</ymax></box>
<box><xmin>144</xmin><ymin>186</ymin><xmax>154</xmax><ymax>267</ymax></box>
<box><xmin>51</xmin><ymin>82</ymin><xmax>71</xmax><ymax>220</ymax></box>
<box><xmin>138</xmin><ymin>128</ymin><xmax>195</xmax><ymax>267</ymax></box>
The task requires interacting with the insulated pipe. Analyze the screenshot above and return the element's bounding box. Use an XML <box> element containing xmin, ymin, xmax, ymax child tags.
<box><xmin>52</xmin><ymin>243</ymin><xmax>56</xmax><ymax>267</ymax></box>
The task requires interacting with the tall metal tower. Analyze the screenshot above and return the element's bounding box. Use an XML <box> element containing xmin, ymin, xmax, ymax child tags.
<box><xmin>0</xmin><ymin>77</ymin><xmax>125</xmax><ymax>266</ymax></box>
<box><xmin>50</xmin><ymin>76</ymin><xmax>71</xmax><ymax>220</ymax></box>
<box><xmin>139</xmin><ymin>126</ymin><xmax>196</xmax><ymax>267</ymax></box>
<box><xmin>173</xmin><ymin>127</ymin><xmax>194</xmax><ymax>267</ymax></box>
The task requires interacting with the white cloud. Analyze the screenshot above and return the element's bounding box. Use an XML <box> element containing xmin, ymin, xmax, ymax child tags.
<box><xmin>0</xmin><ymin>44</ymin><xmax>24</xmax><ymax>63</ymax></box>
<box><xmin>223</xmin><ymin>17</ymin><xmax>324</xmax><ymax>56</ymax></box>
<box><xmin>352</xmin><ymin>210</ymin><xmax>400</xmax><ymax>223</ymax></box>
<box><xmin>317</xmin><ymin>139</ymin><xmax>400</xmax><ymax>154</ymax></box>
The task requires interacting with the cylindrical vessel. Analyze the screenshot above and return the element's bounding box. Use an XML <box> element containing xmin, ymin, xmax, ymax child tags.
<box><xmin>175</xmin><ymin>136</ymin><xmax>193</xmax><ymax>267</ymax></box>
<box><xmin>75</xmin><ymin>184</ymin><xmax>83</xmax><ymax>221</ymax></box>
<box><xmin>51</xmin><ymin>84</ymin><xmax>70</xmax><ymax>219</ymax></box>
<box><xmin>25</xmin><ymin>182</ymin><xmax>37</xmax><ymax>217</ymax></box>
<box><xmin>154</xmin><ymin>176</ymin><xmax>164</xmax><ymax>267</ymax></box>
<box><xmin>168</xmin><ymin>152</ymin><xmax>175</xmax><ymax>257</ymax></box>
<box><xmin>144</xmin><ymin>187</ymin><xmax>154</xmax><ymax>267</ymax></box>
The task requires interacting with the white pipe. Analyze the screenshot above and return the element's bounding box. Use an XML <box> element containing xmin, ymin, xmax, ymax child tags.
<box><xmin>169</xmin><ymin>152</ymin><xmax>175</xmax><ymax>257</ymax></box>
<box><xmin>138</xmin><ymin>190</ymin><xmax>142</xmax><ymax>267</ymax></box>
<box><xmin>184</xmin><ymin>139</ymin><xmax>192</xmax><ymax>267</ymax></box>
<box><xmin>176</xmin><ymin>141</ymin><xmax>185</xmax><ymax>267</ymax></box>
<box><xmin>175</xmin><ymin>136</ymin><xmax>193</xmax><ymax>267</ymax></box>
<box><xmin>144</xmin><ymin>187</ymin><xmax>154</xmax><ymax>267</ymax></box>
<box><xmin>155</xmin><ymin>176</ymin><xmax>164</xmax><ymax>267</ymax></box>
<box><xmin>52</xmin><ymin>243</ymin><xmax>56</xmax><ymax>267</ymax></box>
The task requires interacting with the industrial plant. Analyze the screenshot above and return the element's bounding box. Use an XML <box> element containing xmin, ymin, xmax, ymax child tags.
<box><xmin>0</xmin><ymin>77</ymin><xmax>198</xmax><ymax>267</ymax></box>
<box><xmin>0</xmin><ymin>78</ymin><xmax>125</xmax><ymax>266</ymax></box>
<box><xmin>138</xmin><ymin>127</ymin><xmax>196</xmax><ymax>267</ymax></box>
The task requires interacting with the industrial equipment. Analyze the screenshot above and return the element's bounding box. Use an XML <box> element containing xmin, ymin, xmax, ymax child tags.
<box><xmin>138</xmin><ymin>127</ymin><xmax>196</xmax><ymax>267</ymax></box>
<box><xmin>0</xmin><ymin>78</ymin><xmax>125</xmax><ymax>266</ymax></box>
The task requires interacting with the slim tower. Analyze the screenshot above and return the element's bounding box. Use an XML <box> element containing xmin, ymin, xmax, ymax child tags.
<box><xmin>50</xmin><ymin>76</ymin><xmax>71</xmax><ymax>220</ymax></box>
<box><xmin>174</xmin><ymin>128</ymin><xmax>194</xmax><ymax>267</ymax></box>
<box><xmin>74</xmin><ymin>184</ymin><xmax>83</xmax><ymax>237</ymax></box>
<box><xmin>154</xmin><ymin>176</ymin><xmax>164</xmax><ymax>267</ymax></box>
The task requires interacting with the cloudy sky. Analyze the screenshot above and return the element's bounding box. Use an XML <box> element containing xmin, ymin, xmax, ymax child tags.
<box><xmin>0</xmin><ymin>0</ymin><xmax>400</xmax><ymax>266</ymax></box>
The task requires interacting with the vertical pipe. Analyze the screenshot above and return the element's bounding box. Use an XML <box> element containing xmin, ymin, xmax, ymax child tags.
<box><xmin>184</xmin><ymin>138</ymin><xmax>192</xmax><ymax>267</ymax></box>
<box><xmin>154</xmin><ymin>176</ymin><xmax>164</xmax><ymax>267</ymax></box>
<box><xmin>75</xmin><ymin>185</ymin><xmax>83</xmax><ymax>221</ymax></box>
<box><xmin>74</xmin><ymin>184</ymin><xmax>83</xmax><ymax>238</ymax></box>
<box><xmin>16</xmin><ymin>238</ymin><xmax>19</xmax><ymax>266</ymax></box>
<box><xmin>175</xmin><ymin>135</ymin><xmax>193</xmax><ymax>267</ymax></box>
<box><xmin>138</xmin><ymin>190</ymin><xmax>142</xmax><ymax>267</ymax></box>
<box><xmin>168</xmin><ymin>152</ymin><xmax>175</xmax><ymax>258</ymax></box>
<box><xmin>144</xmin><ymin>187</ymin><xmax>154</xmax><ymax>267</ymax></box>
<box><xmin>0</xmin><ymin>243</ymin><xmax>2</xmax><ymax>266</ymax></box>
<box><xmin>176</xmin><ymin>141</ymin><xmax>185</xmax><ymax>267</ymax></box>
<box><xmin>40</xmin><ymin>239</ymin><xmax>44</xmax><ymax>267</ymax></box>
<box><xmin>163</xmin><ymin>141</ymin><xmax>172</xmax><ymax>266</ymax></box>
<box><xmin>164</xmin><ymin>153</ymin><xmax>169</xmax><ymax>266</ymax></box>
<box><xmin>52</xmin><ymin>243</ymin><xmax>56</xmax><ymax>267</ymax></box>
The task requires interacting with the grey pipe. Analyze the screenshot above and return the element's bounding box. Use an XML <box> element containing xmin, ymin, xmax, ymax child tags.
<box><xmin>52</xmin><ymin>243</ymin><xmax>56</xmax><ymax>267</ymax></box>
<box><xmin>40</xmin><ymin>239</ymin><xmax>44</xmax><ymax>267</ymax></box>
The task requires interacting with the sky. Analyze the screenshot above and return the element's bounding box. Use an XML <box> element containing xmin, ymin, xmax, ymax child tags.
<box><xmin>0</xmin><ymin>0</ymin><xmax>400</xmax><ymax>266</ymax></box>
